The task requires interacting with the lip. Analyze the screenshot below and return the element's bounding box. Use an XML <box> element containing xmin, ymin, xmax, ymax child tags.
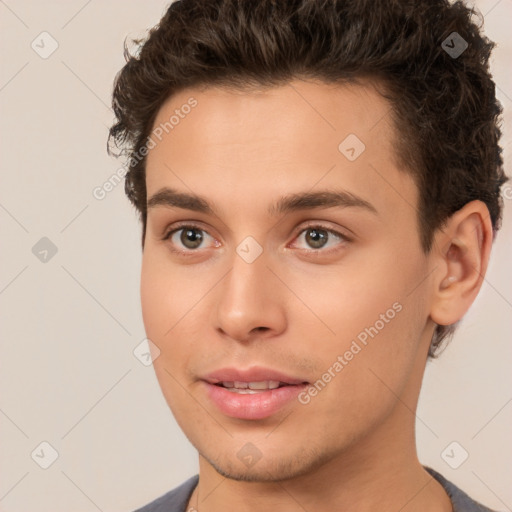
<box><xmin>201</xmin><ymin>366</ymin><xmax>309</xmax><ymax>420</ymax></box>
<box><xmin>202</xmin><ymin>366</ymin><xmax>307</xmax><ymax>385</ymax></box>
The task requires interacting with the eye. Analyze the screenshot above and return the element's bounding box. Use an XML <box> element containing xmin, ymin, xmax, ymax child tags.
<box><xmin>163</xmin><ymin>223</ymin><xmax>217</xmax><ymax>252</ymax></box>
<box><xmin>162</xmin><ymin>222</ymin><xmax>350</xmax><ymax>256</ymax></box>
<box><xmin>291</xmin><ymin>224</ymin><xmax>349</xmax><ymax>253</ymax></box>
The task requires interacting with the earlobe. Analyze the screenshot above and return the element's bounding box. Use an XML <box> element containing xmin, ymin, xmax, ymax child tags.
<box><xmin>430</xmin><ymin>201</ymin><xmax>493</xmax><ymax>327</ymax></box>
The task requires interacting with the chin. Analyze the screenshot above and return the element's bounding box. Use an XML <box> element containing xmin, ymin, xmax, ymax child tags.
<box><xmin>202</xmin><ymin>445</ymin><xmax>336</xmax><ymax>483</ymax></box>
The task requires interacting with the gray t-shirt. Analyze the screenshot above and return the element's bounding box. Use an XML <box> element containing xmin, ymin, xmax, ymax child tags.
<box><xmin>132</xmin><ymin>466</ymin><xmax>500</xmax><ymax>511</ymax></box>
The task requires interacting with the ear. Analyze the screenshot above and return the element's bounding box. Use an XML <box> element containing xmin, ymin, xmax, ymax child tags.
<box><xmin>429</xmin><ymin>200</ymin><xmax>493</xmax><ymax>327</ymax></box>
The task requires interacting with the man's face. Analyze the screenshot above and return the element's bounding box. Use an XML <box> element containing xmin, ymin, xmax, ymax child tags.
<box><xmin>141</xmin><ymin>80</ymin><xmax>435</xmax><ymax>481</ymax></box>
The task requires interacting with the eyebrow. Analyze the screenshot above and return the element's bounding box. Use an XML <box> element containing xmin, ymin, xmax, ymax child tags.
<box><xmin>147</xmin><ymin>187</ymin><xmax>378</xmax><ymax>216</ymax></box>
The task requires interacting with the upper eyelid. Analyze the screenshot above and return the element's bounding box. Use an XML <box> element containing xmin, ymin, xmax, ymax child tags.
<box><xmin>164</xmin><ymin>221</ymin><xmax>215</xmax><ymax>239</ymax></box>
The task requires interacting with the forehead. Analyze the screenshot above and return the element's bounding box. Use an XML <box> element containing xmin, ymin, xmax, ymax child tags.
<box><xmin>144</xmin><ymin>79</ymin><xmax>417</xmax><ymax>221</ymax></box>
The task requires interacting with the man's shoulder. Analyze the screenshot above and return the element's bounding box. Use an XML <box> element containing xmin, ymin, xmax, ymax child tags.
<box><xmin>132</xmin><ymin>474</ymin><xmax>199</xmax><ymax>512</ymax></box>
<box><xmin>425</xmin><ymin>466</ymin><xmax>501</xmax><ymax>512</ymax></box>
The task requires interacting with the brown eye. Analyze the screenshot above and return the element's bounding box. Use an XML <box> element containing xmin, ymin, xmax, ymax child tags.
<box><xmin>304</xmin><ymin>228</ymin><xmax>329</xmax><ymax>249</ymax></box>
<box><xmin>179</xmin><ymin>227</ymin><xmax>204</xmax><ymax>249</ymax></box>
<box><xmin>292</xmin><ymin>224</ymin><xmax>350</xmax><ymax>254</ymax></box>
<box><xmin>163</xmin><ymin>224</ymin><xmax>215</xmax><ymax>252</ymax></box>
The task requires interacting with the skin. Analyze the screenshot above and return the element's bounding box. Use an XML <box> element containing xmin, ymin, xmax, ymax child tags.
<box><xmin>140</xmin><ymin>78</ymin><xmax>492</xmax><ymax>512</ymax></box>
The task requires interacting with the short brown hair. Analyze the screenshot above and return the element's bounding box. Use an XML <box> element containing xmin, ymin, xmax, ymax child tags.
<box><xmin>108</xmin><ymin>0</ymin><xmax>507</xmax><ymax>357</ymax></box>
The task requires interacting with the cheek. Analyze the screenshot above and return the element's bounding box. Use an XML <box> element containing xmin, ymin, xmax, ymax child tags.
<box><xmin>311</xmin><ymin>249</ymin><xmax>422</xmax><ymax>345</ymax></box>
<box><xmin>140</xmin><ymin>250</ymin><xmax>200</xmax><ymax>337</ymax></box>
<box><xmin>140</xmin><ymin>252</ymin><xmax>192</xmax><ymax>382</ymax></box>
<box><xmin>140</xmin><ymin>254</ymin><xmax>167</xmax><ymax>338</ymax></box>
<box><xmin>308</xmin><ymin>244</ymin><xmax>428</xmax><ymax>386</ymax></box>
<box><xmin>140</xmin><ymin>250</ymin><xmax>212</xmax><ymax>374</ymax></box>
<box><xmin>140</xmin><ymin>253</ymin><xmax>197</xmax><ymax>415</ymax></box>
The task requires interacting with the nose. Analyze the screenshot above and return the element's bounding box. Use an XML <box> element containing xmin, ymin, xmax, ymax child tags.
<box><xmin>213</xmin><ymin>247</ymin><xmax>287</xmax><ymax>343</ymax></box>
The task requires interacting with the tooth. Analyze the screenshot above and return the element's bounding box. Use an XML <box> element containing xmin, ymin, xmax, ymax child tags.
<box><xmin>248</xmin><ymin>381</ymin><xmax>269</xmax><ymax>390</ymax></box>
<box><xmin>225</xmin><ymin>388</ymin><xmax>259</xmax><ymax>394</ymax></box>
<box><xmin>247</xmin><ymin>381</ymin><xmax>281</xmax><ymax>390</ymax></box>
<box><xmin>223</xmin><ymin>381</ymin><xmax>283</xmax><ymax>391</ymax></box>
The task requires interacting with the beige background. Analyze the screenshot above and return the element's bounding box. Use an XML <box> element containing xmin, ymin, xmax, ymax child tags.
<box><xmin>0</xmin><ymin>1</ymin><xmax>511</xmax><ymax>511</ymax></box>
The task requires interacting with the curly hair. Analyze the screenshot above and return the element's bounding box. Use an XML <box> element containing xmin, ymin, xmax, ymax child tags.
<box><xmin>108</xmin><ymin>0</ymin><xmax>507</xmax><ymax>358</ymax></box>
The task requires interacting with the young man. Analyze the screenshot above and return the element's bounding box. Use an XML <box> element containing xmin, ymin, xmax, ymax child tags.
<box><xmin>108</xmin><ymin>0</ymin><xmax>507</xmax><ymax>510</ymax></box>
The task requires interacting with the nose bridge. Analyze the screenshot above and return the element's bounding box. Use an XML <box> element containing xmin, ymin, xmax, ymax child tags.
<box><xmin>223</xmin><ymin>244</ymin><xmax>270</xmax><ymax>315</ymax></box>
<box><xmin>214</xmin><ymin>240</ymin><xmax>285</xmax><ymax>340</ymax></box>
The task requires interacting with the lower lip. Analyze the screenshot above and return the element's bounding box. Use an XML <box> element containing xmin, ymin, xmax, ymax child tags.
<box><xmin>202</xmin><ymin>382</ymin><xmax>307</xmax><ymax>420</ymax></box>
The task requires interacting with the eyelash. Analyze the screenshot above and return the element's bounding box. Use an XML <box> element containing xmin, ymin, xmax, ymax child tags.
<box><xmin>162</xmin><ymin>221</ymin><xmax>351</xmax><ymax>258</ymax></box>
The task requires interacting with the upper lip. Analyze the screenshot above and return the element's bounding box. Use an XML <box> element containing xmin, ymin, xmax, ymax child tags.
<box><xmin>202</xmin><ymin>366</ymin><xmax>308</xmax><ymax>385</ymax></box>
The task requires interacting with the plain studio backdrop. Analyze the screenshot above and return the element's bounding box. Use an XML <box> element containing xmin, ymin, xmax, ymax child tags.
<box><xmin>0</xmin><ymin>1</ymin><xmax>511</xmax><ymax>511</ymax></box>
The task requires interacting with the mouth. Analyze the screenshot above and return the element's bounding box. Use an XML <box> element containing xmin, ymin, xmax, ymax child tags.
<box><xmin>200</xmin><ymin>367</ymin><xmax>309</xmax><ymax>420</ymax></box>
<box><xmin>212</xmin><ymin>380</ymin><xmax>300</xmax><ymax>394</ymax></box>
